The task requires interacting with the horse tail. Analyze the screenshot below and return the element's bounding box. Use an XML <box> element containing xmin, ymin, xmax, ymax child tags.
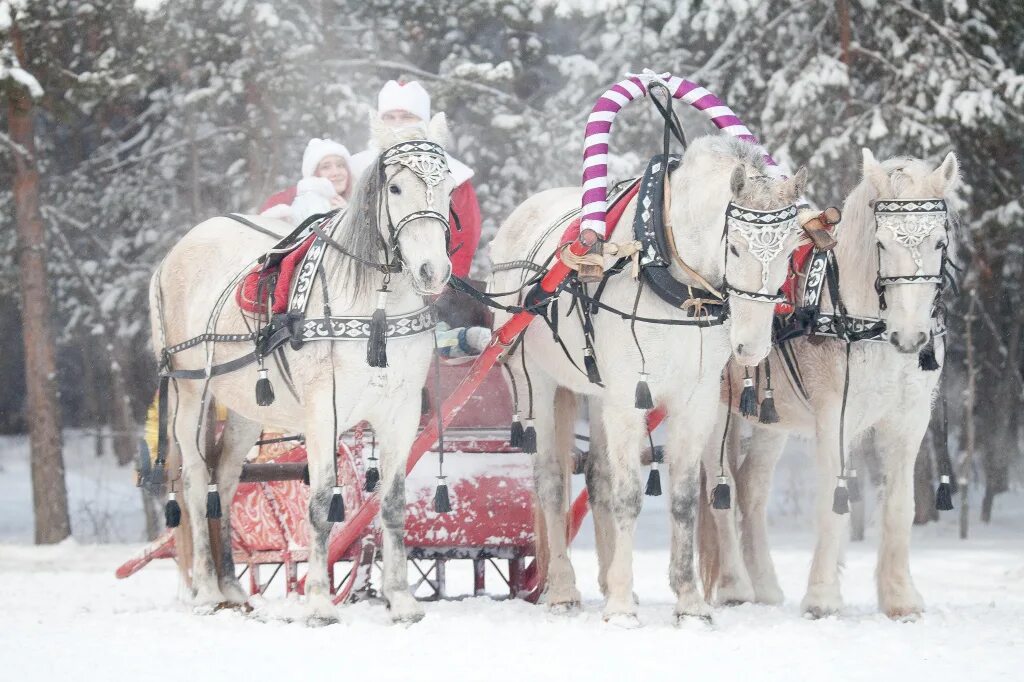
<box><xmin>698</xmin><ymin>463</ymin><xmax>720</xmax><ymax>602</ymax></box>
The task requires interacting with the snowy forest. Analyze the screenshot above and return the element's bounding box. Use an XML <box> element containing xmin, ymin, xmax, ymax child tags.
<box><xmin>2</xmin><ymin>0</ymin><xmax>1023</xmax><ymax>544</ymax></box>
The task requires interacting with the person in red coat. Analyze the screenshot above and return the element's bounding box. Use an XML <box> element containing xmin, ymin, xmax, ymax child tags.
<box><xmin>349</xmin><ymin>80</ymin><xmax>482</xmax><ymax>280</ymax></box>
<box><xmin>260</xmin><ymin>138</ymin><xmax>353</xmax><ymax>224</ymax></box>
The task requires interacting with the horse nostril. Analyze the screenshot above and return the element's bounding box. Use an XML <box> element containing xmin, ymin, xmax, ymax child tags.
<box><xmin>735</xmin><ymin>343</ymin><xmax>745</xmax><ymax>355</ymax></box>
<box><xmin>889</xmin><ymin>332</ymin><xmax>901</xmax><ymax>349</ymax></box>
<box><xmin>916</xmin><ymin>332</ymin><xmax>928</xmax><ymax>348</ymax></box>
<box><xmin>419</xmin><ymin>263</ymin><xmax>434</xmax><ymax>282</ymax></box>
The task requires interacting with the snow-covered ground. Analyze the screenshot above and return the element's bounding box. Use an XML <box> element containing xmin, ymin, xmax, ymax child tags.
<box><xmin>1</xmin><ymin>433</ymin><xmax>1022</xmax><ymax>681</ymax></box>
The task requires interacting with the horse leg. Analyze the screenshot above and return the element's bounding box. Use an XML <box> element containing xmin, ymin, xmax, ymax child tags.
<box><xmin>213</xmin><ymin>410</ymin><xmax>262</xmax><ymax>605</ymax></box>
<box><xmin>585</xmin><ymin>407</ymin><xmax>616</xmax><ymax>599</ymax></box>
<box><xmin>377</xmin><ymin>396</ymin><xmax>424</xmax><ymax>624</ymax></box>
<box><xmin>874</xmin><ymin>411</ymin><xmax>928</xmax><ymax>619</ymax></box>
<box><xmin>802</xmin><ymin>405</ymin><xmax>848</xmax><ymax>617</ymax></box>
<box><xmin>665</xmin><ymin>404</ymin><xmax>715</xmax><ymax>623</ymax></box>
<box><xmin>700</xmin><ymin>410</ymin><xmax>755</xmax><ymax>606</ymax></box>
<box><xmin>533</xmin><ymin>378</ymin><xmax>581</xmax><ymax>611</ymax></box>
<box><xmin>302</xmin><ymin>392</ymin><xmax>345</xmax><ymax>625</ymax></box>
<box><xmin>175</xmin><ymin>385</ymin><xmax>223</xmax><ymax>611</ymax></box>
<box><xmin>737</xmin><ymin>424</ymin><xmax>788</xmax><ymax>605</ymax></box>
<box><xmin>598</xmin><ymin>404</ymin><xmax>645</xmax><ymax>623</ymax></box>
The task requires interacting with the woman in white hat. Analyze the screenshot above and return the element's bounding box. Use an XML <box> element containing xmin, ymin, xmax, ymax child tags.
<box><xmin>350</xmin><ymin>80</ymin><xmax>482</xmax><ymax>280</ymax></box>
<box><xmin>261</xmin><ymin>138</ymin><xmax>353</xmax><ymax>225</ymax></box>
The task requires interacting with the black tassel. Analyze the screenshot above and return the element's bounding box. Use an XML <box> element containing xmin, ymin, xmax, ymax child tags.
<box><xmin>421</xmin><ymin>387</ymin><xmax>431</xmax><ymax>416</ymax></box>
<box><xmin>645</xmin><ymin>462</ymin><xmax>662</xmax><ymax>496</ymax></box>
<box><xmin>584</xmin><ymin>347</ymin><xmax>602</xmax><ymax>385</ymax></box>
<box><xmin>327</xmin><ymin>486</ymin><xmax>345</xmax><ymax>522</ymax></box>
<box><xmin>255</xmin><ymin>367</ymin><xmax>275</xmax><ymax>406</ymax></box>
<box><xmin>206</xmin><ymin>484</ymin><xmax>222</xmax><ymax>519</ymax></box>
<box><xmin>832</xmin><ymin>478</ymin><xmax>850</xmax><ymax>515</ymax></box>
<box><xmin>711</xmin><ymin>476</ymin><xmax>731</xmax><ymax>510</ymax></box>
<box><xmin>509</xmin><ymin>413</ymin><xmax>524</xmax><ymax>448</ymax></box>
<box><xmin>739</xmin><ymin>373</ymin><xmax>758</xmax><ymax>418</ymax></box>
<box><xmin>936</xmin><ymin>474</ymin><xmax>954</xmax><ymax>511</ymax></box>
<box><xmin>758</xmin><ymin>388</ymin><xmax>780</xmax><ymax>424</ymax></box>
<box><xmin>634</xmin><ymin>372</ymin><xmax>654</xmax><ymax>410</ymax></box>
<box><xmin>367</xmin><ymin>287</ymin><xmax>389</xmax><ymax>368</ymax></box>
<box><xmin>364</xmin><ymin>460</ymin><xmax>380</xmax><ymax>493</ymax></box>
<box><xmin>164</xmin><ymin>492</ymin><xmax>181</xmax><ymax>528</ymax></box>
<box><xmin>847</xmin><ymin>469</ymin><xmax>862</xmax><ymax>503</ymax></box>
<box><xmin>433</xmin><ymin>477</ymin><xmax>452</xmax><ymax>513</ymax></box>
<box><xmin>918</xmin><ymin>342</ymin><xmax>940</xmax><ymax>371</ymax></box>
<box><xmin>301</xmin><ymin>464</ymin><xmax>310</xmax><ymax>486</ymax></box>
<box><xmin>522</xmin><ymin>419</ymin><xmax>537</xmax><ymax>454</ymax></box>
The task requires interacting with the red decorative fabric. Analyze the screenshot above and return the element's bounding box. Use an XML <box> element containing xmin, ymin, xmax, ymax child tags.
<box><xmin>449</xmin><ymin>181</ymin><xmax>481</xmax><ymax>278</ymax></box>
<box><xmin>560</xmin><ymin>180</ymin><xmax>641</xmax><ymax>245</ymax></box>
<box><xmin>775</xmin><ymin>242</ymin><xmax>815</xmax><ymax>315</ymax></box>
<box><xmin>236</xmin><ymin>234</ymin><xmax>316</xmax><ymax>314</ymax></box>
<box><xmin>259</xmin><ymin>186</ymin><xmax>297</xmax><ymax>214</ymax></box>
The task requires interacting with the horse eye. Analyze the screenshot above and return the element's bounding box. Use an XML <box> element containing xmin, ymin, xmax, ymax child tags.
<box><xmin>729</xmin><ymin>244</ymin><xmax>739</xmax><ymax>257</ymax></box>
<box><xmin>936</xmin><ymin>241</ymin><xmax>947</xmax><ymax>250</ymax></box>
<box><xmin>389</xmin><ymin>184</ymin><xmax>401</xmax><ymax>195</ymax></box>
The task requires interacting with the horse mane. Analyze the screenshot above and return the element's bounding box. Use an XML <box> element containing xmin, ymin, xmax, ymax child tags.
<box><xmin>327</xmin><ymin>159</ymin><xmax>385</xmax><ymax>303</ymax></box>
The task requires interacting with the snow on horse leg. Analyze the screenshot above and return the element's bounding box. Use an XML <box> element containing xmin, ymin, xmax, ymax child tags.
<box><xmin>174</xmin><ymin>384</ymin><xmax>225</xmax><ymax>612</ymax></box>
<box><xmin>597</xmin><ymin>402</ymin><xmax>645</xmax><ymax>623</ymax></box>
<box><xmin>699</xmin><ymin>408</ymin><xmax>754</xmax><ymax>607</ymax></box>
<box><xmin>736</xmin><ymin>423</ymin><xmax>788</xmax><ymax>605</ymax></box>
<box><xmin>531</xmin><ymin>375</ymin><xmax>581</xmax><ymax>611</ymax></box>
<box><xmin>212</xmin><ymin>411</ymin><xmax>262</xmax><ymax>606</ymax></box>
<box><xmin>802</xmin><ymin>403</ymin><xmax>848</xmax><ymax>618</ymax></box>
<box><xmin>376</xmin><ymin>394</ymin><xmax>424</xmax><ymax>624</ymax></box>
<box><xmin>874</xmin><ymin>410</ymin><xmax>929</xmax><ymax>619</ymax></box>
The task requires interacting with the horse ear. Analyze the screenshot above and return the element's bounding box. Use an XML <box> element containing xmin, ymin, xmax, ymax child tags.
<box><xmin>730</xmin><ymin>165</ymin><xmax>746</xmax><ymax>196</ymax></box>
<box><xmin>427</xmin><ymin>112</ymin><xmax>451</xmax><ymax>148</ymax></box>
<box><xmin>791</xmin><ymin>166</ymin><xmax>808</xmax><ymax>198</ymax></box>
<box><xmin>931</xmin><ymin>151</ymin><xmax>960</xmax><ymax>194</ymax></box>
<box><xmin>861</xmin><ymin>147</ymin><xmax>888</xmax><ymax>195</ymax></box>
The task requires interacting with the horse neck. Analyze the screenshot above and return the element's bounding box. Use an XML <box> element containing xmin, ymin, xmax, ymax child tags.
<box><xmin>831</xmin><ymin>181</ymin><xmax>883</xmax><ymax>316</ymax></box>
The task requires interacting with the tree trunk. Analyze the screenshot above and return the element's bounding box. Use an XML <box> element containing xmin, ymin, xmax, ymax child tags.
<box><xmin>107</xmin><ymin>338</ymin><xmax>138</xmax><ymax>466</ymax></box>
<box><xmin>6</xmin><ymin>19</ymin><xmax>71</xmax><ymax>544</ymax></box>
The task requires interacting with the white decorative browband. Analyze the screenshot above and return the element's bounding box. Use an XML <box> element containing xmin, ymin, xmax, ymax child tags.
<box><xmin>874</xmin><ymin>199</ymin><xmax>948</xmax><ymax>277</ymax></box>
<box><xmin>381</xmin><ymin>140</ymin><xmax>450</xmax><ymax>204</ymax></box>
<box><xmin>299</xmin><ymin>308</ymin><xmax>436</xmax><ymax>342</ymax></box>
<box><xmin>726</xmin><ymin>203</ymin><xmax>800</xmax><ymax>295</ymax></box>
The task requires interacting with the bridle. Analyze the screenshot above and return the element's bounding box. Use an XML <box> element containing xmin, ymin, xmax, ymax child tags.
<box><xmin>724</xmin><ymin>202</ymin><xmax>801</xmax><ymax>305</ymax></box>
<box><xmin>313</xmin><ymin>138</ymin><xmax>452</xmax><ymax>276</ymax></box>
<box><xmin>873</xmin><ymin>198</ymin><xmax>950</xmax><ymax>311</ymax></box>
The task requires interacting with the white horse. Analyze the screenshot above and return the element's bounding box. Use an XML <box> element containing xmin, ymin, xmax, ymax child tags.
<box><xmin>151</xmin><ymin>116</ymin><xmax>455</xmax><ymax>623</ymax></box>
<box><xmin>701</xmin><ymin>149</ymin><xmax>960</xmax><ymax>619</ymax></box>
<box><xmin>489</xmin><ymin>135</ymin><xmax>808</xmax><ymax>624</ymax></box>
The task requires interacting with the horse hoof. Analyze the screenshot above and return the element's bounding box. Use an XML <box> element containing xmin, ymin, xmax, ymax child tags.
<box><xmin>714</xmin><ymin>581</ymin><xmax>755</xmax><ymax>607</ymax></box>
<box><xmin>754</xmin><ymin>584</ymin><xmax>785</xmax><ymax>606</ymax></box>
<box><xmin>214</xmin><ymin>600</ymin><xmax>252</xmax><ymax>614</ymax></box>
<box><xmin>885</xmin><ymin>605</ymin><xmax>923</xmax><ymax>622</ymax></box>
<box><xmin>387</xmin><ymin>592</ymin><xmax>425</xmax><ymax>624</ymax></box>
<box><xmin>604</xmin><ymin>612</ymin><xmax>641</xmax><ymax>629</ymax></box>
<box><xmin>219</xmin><ymin>579</ymin><xmax>250</xmax><ymax>606</ymax></box>
<box><xmin>674</xmin><ymin>612</ymin><xmax>713</xmax><ymax>628</ymax></box>
<box><xmin>305</xmin><ymin>614</ymin><xmax>339</xmax><ymax>628</ymax></box>
<box><xmin>802</xmin><ymin>605</ymin><xmax>840</xmax><ymax>620</ymax></box>
<box><xmin>548</xmin><ymin>600</ymin><xmax>581</xmax><ymax>615</ymax></box>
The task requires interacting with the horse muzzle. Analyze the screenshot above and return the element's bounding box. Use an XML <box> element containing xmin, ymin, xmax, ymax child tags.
<box><xmin>411</xmin><ymin>261</ymin><xmax>452</xmax><ymax>296</ymax></box>
<box><xmin>889</xmin><ymin>330</ymin><xmax>928</xmax><ymax>354</ymax></box>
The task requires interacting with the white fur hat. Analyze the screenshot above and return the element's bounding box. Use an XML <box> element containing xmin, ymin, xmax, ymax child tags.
<box><xmin>377</xmin><ymin>80</ymin><xmax>431</xmax><ymax>123</ymax></box>
<box><xmin>301</xmin><ymin>138</ymin><xmax>351</xmax><ymax>179</ymax></box>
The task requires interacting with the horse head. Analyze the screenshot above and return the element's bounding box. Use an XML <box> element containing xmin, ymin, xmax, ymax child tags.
<box><xmin>722</xmin><ymin>163</ymin><xmax>808</xmax><ymax>366</ymax></box>
<box><xmin>369</xmin><ymin>113</ymin><xmax>456</xmax><ymax>295</ymax></box>
<box><xmin>862</xmin><ymin>149</ymin><xmax>959</xmax><ymax>354</ymax></box>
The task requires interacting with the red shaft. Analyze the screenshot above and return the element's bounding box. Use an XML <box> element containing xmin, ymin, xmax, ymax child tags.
<box><xmin>323</xmin><ymin>237</ymin><xmax>592</xmax><ymax>573</ymax></box>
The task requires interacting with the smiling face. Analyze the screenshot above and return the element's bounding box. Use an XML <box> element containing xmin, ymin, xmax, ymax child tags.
<box><xmin>315</xmin><ymin>154</ymin><xmax>351</xmax><ymax>197</ymax></box>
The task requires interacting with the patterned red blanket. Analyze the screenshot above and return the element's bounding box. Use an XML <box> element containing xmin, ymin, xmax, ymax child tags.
<box><xmin>235</xmin><ymin>234</ymin><xmax>316</xmax><ymax>315</ymax></box>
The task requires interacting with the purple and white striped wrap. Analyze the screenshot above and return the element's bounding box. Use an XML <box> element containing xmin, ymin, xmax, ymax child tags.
<box><xmin>580</xmin><ymin>73</ymin><xmax>784</xmax><ymax>234</ymax></box>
